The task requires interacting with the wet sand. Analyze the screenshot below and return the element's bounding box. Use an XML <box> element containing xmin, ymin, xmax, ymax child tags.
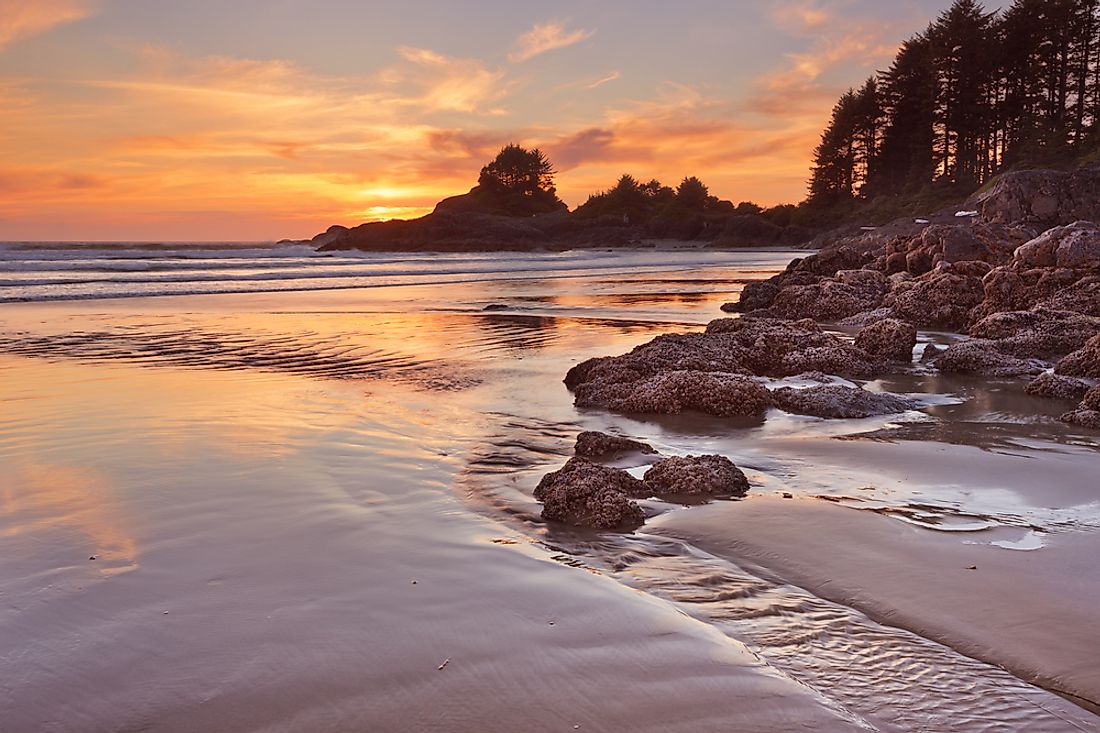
<box><xmin>2</xmin><ymin>250</ymin><xmax>1098</xmax><ymax>732</ymax></box>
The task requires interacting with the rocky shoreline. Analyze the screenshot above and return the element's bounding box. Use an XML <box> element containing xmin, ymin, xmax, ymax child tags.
<box><xmin>531</xmin><ymin>167</ymin><xmax>1100</xmax><ymax>528</ymax></box>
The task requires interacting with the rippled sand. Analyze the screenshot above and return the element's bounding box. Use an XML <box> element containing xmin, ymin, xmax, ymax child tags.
<box><xmin>1</xmin><ymin>252</ymin><xmax>1098</xmax><ymax>732</ymax></box>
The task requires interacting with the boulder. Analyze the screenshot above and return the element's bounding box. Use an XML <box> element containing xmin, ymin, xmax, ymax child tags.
<box><xmin>968</xmin><ymin>308</ymin><xmax>1100</xmax><ymax>358</ymax></box>
<box><xmin>768</xmin><ymin>280</ymin><xmax>885</xmax><ymax>322</ymax></box>
<box><xmin>1014</xmin><ymin>222</ymin><xmax>1100</xmax><ymax>271</ymax></box>
<box><xmin>534</xmin><ymin>458</ymin><xmax>646</xmax><ymax>529</ymax></box>
<box><xmin>574</xmin><ymin>370</ymin><xmax>773</xmax><ymax>418</ymax></box>
<box><xmin>642</xmin><ymin>455</ymin><xmax>750</xmax><ymax>497</ymax></box>
<box><xmin>935</xmin><ymin>339</ymin><xmax>1048</xmax><ymax>377</ymax></box>
<box><xmin>855</xmin><ymin>318</ymin><xmax>918</xmax><ymax>362</ymax></box>
<box><xmin>888</xmin><ymin>271</ymin><xmax>985</xmax><ymax>330</ymax></box>
<box><xmin>770</xmin><ymin>385</ymin><xmax>918</xmax><ymax>419</ymax></box>
<box><xmin>574</xmin><ymin>431</ymin><xmax>656</xmax><ymax>458</ymax></box>
<box><xmin>1059</xmin><ymin>386</ymin><xmax>1100</xmax><ymax>429</ymax></box>
<box><xmin>1025</xmin><ymin>373</ymin><xmax>1091</xmax><ymax>401</ymax></box>
<box><xmin>1056</xmin><ymin>334</ymin><xmax>1100</xmax><ymax>378</ymax></box>
<box><xmin>976</xmin><ymin>167</ymin><xmax>1100</xmax><ymax>228</ymax></box>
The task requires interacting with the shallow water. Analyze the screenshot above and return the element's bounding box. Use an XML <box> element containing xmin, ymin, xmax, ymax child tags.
<box><xmin>1</xmin><ymin>248</ymin><xmax>1098</xmax><ymax>732</ymax></box>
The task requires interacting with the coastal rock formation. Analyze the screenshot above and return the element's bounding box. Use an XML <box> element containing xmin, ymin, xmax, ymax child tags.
<box><xmin>574</xmin><ymin>431</ymin><xmax>657</xmax><ymax>458</ymax></box>
<box><xmin>728</xmin><ymin>215</ymin><xmax>1098</xmax><ymax>339</ymax></box>
<box><xmin>935</xmin><ymin>340</ymin><xmax>1048</xmax><ymax>377</ymax></box>
<box><xmin>565</xmin><ymin>318</ymin><xmax>892</xmax><ymax>419</ymax></box>
<box><xmin>854</xmin><ymin>318</ymin><xmax>917</xmax><ymax>362</ymax></box>
<box><xmin>574</xmin><ymin>370</ymin><xmax>773</xmax><ymax>418</ymax></box>
<box><xmin>1025</xmin><ymin>373</ymin><xmax>1091</xmax><ymax>401</ymax></box>
<box><xmin>770</xmin><ymin>385</ymin><xmax>918</xmax><ymax>419</ymax></box>
<box><xmin>886</xmin><ymin>269</ymin><xmax>986</xmax><ymax>330</ymax></box>
<box><xmin>1060</xmin><ymin>386</ymin><xmax>1100</xmax><ymax>429</ymax></box>
<box><xmin>1056</xmin><ymin>334</ymin><xmax>1100</xmax><ymax>378</ymax></box>
<box><xmin>533</xmin><ymin>458</ymin><xmax>646</xmax><ymax>530</ymax></box>
<box><xmin>933</xmin><ymin>307</ymin><xmax>1099</xmax><ymax>377</ymax></box>
<box><xmin>976</xmin><ymin>168</ymin><xmax>1100</xmax><ymax>228</ymax></box>
<box><xmin>642</xmin><ymin>455</ymin><xmax>750</xmax><ymax>497</ymax></box>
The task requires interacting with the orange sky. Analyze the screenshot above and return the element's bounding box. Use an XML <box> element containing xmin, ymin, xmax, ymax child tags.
<box><xmin>0</xmin><ymin>0</ymin><xmax>967</xmax><ymax>241</ymax></box>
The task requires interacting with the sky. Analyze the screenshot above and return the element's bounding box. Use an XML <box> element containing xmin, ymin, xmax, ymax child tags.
<box><xmin>0</xmin><ymin>0</ymin><xmax>1001</xmax><ymax>241</ymax></box>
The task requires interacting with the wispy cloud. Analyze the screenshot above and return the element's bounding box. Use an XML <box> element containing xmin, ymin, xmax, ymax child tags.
<box><xmin>772</xmin><ymin>0</ymin><xmax>833</xmax><ymax>34</ymax></box>
<box><xmin>509</xmin><ymin>20</ymin><xmax>594</xmax><ymax>63</ymax></box>
<box><xmin>390</xmin><ymin>46</ymin><xmax>508</xmax><ymax>113</ymax></box>
<box><xmin>585</xmin><ymin>70</ymin><xmax>620</xmax><ymax>90</ymax></box>
<box><xmin>0</xmin><ymin>0</ymin><xmax>95</xmax><ymax>50</ymax></box>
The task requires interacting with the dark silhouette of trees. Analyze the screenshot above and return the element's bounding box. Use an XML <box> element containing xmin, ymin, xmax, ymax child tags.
<box><xmin>433</xmin><ymin>144</ymin><xmax>567</xmax><ymax>216</ymax></box>
<box><xmin>675</xmin><ymin>176</ymin><xmax>711</xmax><ymax>211</ymax></box>
<box><xmin>808</xmin><ymin>0</ymin><xmax>1100</xmax><ymax>207</ymax></box>
<box><xmin>472</xmin><ymin>144</ymin><xmax>564</xmax><ymax>215</ymax></box>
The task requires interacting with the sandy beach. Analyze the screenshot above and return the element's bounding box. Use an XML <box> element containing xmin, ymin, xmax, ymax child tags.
<box><xmin>2</xmin><ymin>246</ymin><xmax>1098</xmax><ymax>732</ymax></box>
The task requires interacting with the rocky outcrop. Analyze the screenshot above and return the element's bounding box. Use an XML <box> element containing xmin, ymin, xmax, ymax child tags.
<box><xmin>727</xmin><ymin>210</ymin><xmax>1098</xmax><ymax>340</ymax></box>
<box><xmin>771</xmin><ymin>386</ymin><xmax>918</xmax><ymax>419</ymax></box>
<box><xmin>565</xmin><ymin>318</ymin><xmax>891</xmax><ymax>419</ymax></box>
<box><xmin>1060</xmin><ymin>385</ymin><xmax>1100</xmax><ymax>429</ymax></box>
<box><xmin>1056</xmin><ymin>334</ymin><xmax>1100</xmax><ymax>378</ymax></box>
<box><xmin>535</xmin><ymin>452</ymin><xmax>754</xmax><ymax>529</ymax></box>
<box><xmin>642</xmin><ymin>455</ymin><xmax>750</xmax><ymax>497</ymax></box>
<box><xmin>935</xmin><ymin>340</ymin><xmax>1048</xmax><ymax>377</ymax></box>
<box><xmin>1025</xmin><ymin>373</ymin><xmax>1091</xmax><ymax>401</ymax></box>
<box><xmin>574</xmin><ymin>370</ymin><xmax>773</xmax><ymax>418</ymax></box>
<box><xmin>855</xmin><ymin>318</ymin><xmax>918</xmax><ymax>362</ymax></box>
<box><xmin>574</xmin><ymin>431</ymin><xmax>657</xmax><ymax>458</ymax></box>
<box><xmin>887</xmin><ymin>268</ymin><xmax>986</xmax><ymax>330</ymax></box>
<box><xmin>533</xmin><ymin>458</ymin><xmax>647</xmax><ymax>530</ymax></box>
<box><xmin>976</xmin><ymin>167</ymin><xmax>1100</xmax><ymax>228</ymax></box>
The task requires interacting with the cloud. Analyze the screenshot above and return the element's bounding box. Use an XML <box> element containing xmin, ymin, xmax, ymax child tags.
<box><xmin>509</xmin><ymin>21</ymin><xmax>594</xmax><ymax>63</ymax></box>
<box><xmin>772</xmin><ymin>1</ymin><xmax>833</xmax><ymax>34</ymax></box>
<box><xmin>0</xmin><ymin>0</ymin><xmax>95</xmax><ymax>50</ymax></box>
<box><xmin>391</xmin><ymin>46</ymin><xmax>508</xmax><ymax>112</ymax></box>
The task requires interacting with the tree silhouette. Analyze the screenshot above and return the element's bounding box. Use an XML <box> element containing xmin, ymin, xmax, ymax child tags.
<box><xmin>676</xmin><ymin>176</ymin><xmax>711</xmax><ymax>211</ymax></box>
<box><xmin>467</xmin><ymin>144</ymin><xmax>564</xmax><ymax>216</ymax></box>
<box><xmin>809</xmin><ymin>0</ymin><xmax>1100</xmax><ymax>207</ymax></box>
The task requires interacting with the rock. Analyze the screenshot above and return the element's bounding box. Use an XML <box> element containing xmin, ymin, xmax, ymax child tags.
<box><xmin>968</xmin><ymin>308</ymin><xmax>1100</xmax><ymax>358</ymax></box>
<box><xmin>976</xmin><ymin>167</ymin><xmax>1100</xmax><ymax>228</ymax></box>
<box><xmin>534</xmin><ymin>458</ymin><xmax>646</xmax><ymax>529</ymax></box>
<box><xmin>642</xmin><ymin>455</ymin><xmax>750</xmax><ymax>497</ymax></box>
<box><xmin>574</xmin><ymin>370</ymin><xmax>773</xmax><ymax>418</ymax></box>
<box><xmin>728</xmin><ymin>281</ymin><xmax>780</xmax><ymax>312</ymax></box>
<box><xmin>888</xmin><ymin>271</ymin><xmax>985</xmax><ymax>330</ymax></box>
<box><xmin>768</xmin><ymin>280</ymin><xmax>885</xmax><ymax>322</ymax></box>
<box><xmin>1025</xmin><ymin>373</ymin><xmax>1091</xmax><ymax>401</ymax></box>
<box><xmin>1056</xmin><ymin>334</ymin><xmax>1100</xmax><ymax>378</ymax></box>
<box><xmin>921</xmin><ymin>343</ymin><xmax>944</xmax><ymax>362</ymax></box>
<box><xmin>1014</xmin><ymin>221</ymin><xmax>1100</xmax><ymax>270</ymax></box>
<box><xmin>482</xmin><ymin>303</ymin><xmax>509</xmax><ymax>311</ymax></box>
<box><xmin>1061</xmin><ymin>407</ymin><xmax>1100</xmax><ymax>429</ymax></box>
<box><xmin>1038</xmin><ymin>276</ymin><xmax>1100</xmax><ymax>316</ymax></box>
<box><xmin>1060</xmin><ymin>387</ymin><xmax>1100</xmax><ymax>429</ymax></box>
<box><xmin>564</xmin><ymin>331</ymin><xmax>752</xmax><ymax>390</ymax></box>
<box><xmin>1086</xmin><ymin>386</ymin><xmax>1100</xmax><ymax>411</ymax></box>
<box><xmin>837</xmin><ymin>307</ymin><xmax>896</xmax><ymax>327</ymax></box>
<box><xmin>855</xmin><ymin>318</ymin><xmax>918</xmax><ymax>362</ymax></box>
<box><xmin>574</xmin><ymin>431</ymin><xmax>656</xmax><ymax>458</ymax></box>
<box><xmin>770</xmin><ymin>385</ymin><xmax>918</xmax><ymax>419</ymax></box>
<box><xmin>935</xmin><ymin>339</ymin><xmax>1048</xmax><ymax>377</ymax></box>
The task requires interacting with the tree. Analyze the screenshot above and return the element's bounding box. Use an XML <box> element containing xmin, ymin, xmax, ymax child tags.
<box><xmin>478</xmin><ymin>144</ymin><xmax>556</xmax><ymax>196</ymax></box>
<box><xmin>676</xmin><ymin>176</ymin><xmax>710</xmax><ymax>211</ymax></box>
<box><xmin>808</xmin><ymin>90</ymin><xmax>859</xmax><ymax>203</ymax></box>
<box><xmin>473</xmin><ymin>144</ymin><xmax>564</xmax><ymax>216</ymax></box>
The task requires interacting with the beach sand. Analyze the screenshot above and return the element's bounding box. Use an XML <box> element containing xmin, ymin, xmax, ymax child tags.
<box><xmin>2</xmin><ymin>251</ymin><xmax>1098</xmax><ymax>731</ymax></box>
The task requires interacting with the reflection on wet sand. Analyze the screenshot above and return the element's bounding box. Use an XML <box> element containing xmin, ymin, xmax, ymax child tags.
<box><xmin>2</xmin><ymin>463</ymin><xmax>138</xmax><ymax>574</ymax></box>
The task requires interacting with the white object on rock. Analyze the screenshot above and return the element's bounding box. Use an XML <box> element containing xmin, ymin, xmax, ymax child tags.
<box><xmin>955</xmin><ymin>210</ymin><xmax>979</xmax><ymax>218</ymax></box>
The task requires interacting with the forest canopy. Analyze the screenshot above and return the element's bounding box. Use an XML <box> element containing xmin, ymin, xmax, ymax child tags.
<box><xmin>809</xmin><ymin>0</ymin><xmax>1100</xmax><ymax>208</ymax></box>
